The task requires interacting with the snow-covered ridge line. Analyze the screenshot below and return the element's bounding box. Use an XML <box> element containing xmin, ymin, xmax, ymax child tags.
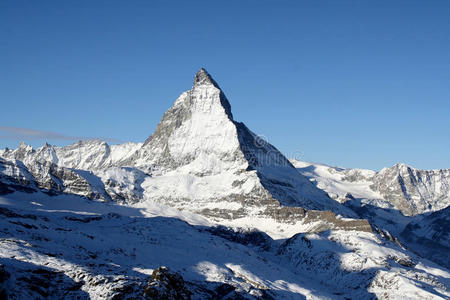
<box><xmin>0</xmin><ymin>140</ymin><xmax>143</xmax><ymax>171</ymax></box>
<box><xmin>290</xmin><ymin>159</ymin><xmax>450</xmax><ymax>216</ymax></box>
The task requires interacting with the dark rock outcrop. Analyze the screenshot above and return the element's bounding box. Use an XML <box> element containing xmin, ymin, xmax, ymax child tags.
<box><xmin>144</xmin><ymin>267</ymin><xmax>191</xmax><ymax>300</ymax></box>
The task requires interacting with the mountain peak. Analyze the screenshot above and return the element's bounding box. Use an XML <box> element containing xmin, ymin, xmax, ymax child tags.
<box><xmin>193</xmin><ymin>68</ymin><xmax>220</xmax><ymax>88</ymax></box>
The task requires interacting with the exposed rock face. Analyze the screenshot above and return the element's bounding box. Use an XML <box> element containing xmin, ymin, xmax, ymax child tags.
<box><xmin>371</xmin><ymin>163</ymin><xmax>450</xmax><ymax>216</ymax></box>
<box><xmin>143</xmin><ymin>267</ymin><xmax>191</xmax><ymax>299</ymax></box>
<box><xmin>0</xmin><ymin>157</ymin><xmax>110</xmax><ymax>201</ymax></box>
<box><xmin>137</xmin><ymin>68</ymin><xmax>240</xmax><ymax>173</ymax></box>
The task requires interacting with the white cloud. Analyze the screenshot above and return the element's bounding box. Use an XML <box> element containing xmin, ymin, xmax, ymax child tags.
<box><xmin>0</xmin><ymin>126</ymin><xmax>121</xmax><ymax>143</ymax></box>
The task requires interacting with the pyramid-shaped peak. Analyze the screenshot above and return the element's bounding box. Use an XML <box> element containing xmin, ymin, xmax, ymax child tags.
<box><xmin>193</xmin><ymin>68</ymin><xmax>221</xmax><ymax>88</ymax></box>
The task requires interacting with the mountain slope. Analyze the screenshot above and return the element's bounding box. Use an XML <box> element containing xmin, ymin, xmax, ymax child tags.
<box><xmin>1</xmin><ymin>191</ymin><xmax>449</xmax><ymax>299</ymax></box>
<box><xmin>401</xmin><ymin>206</ymin><xmax>450</xmax><ymax>269</ymax></box>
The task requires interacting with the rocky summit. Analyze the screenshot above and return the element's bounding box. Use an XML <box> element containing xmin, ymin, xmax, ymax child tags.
<box><xmin>0</xmin><ymin>69</ymin><xmax>449</xmax><ymax>299</ymax></box>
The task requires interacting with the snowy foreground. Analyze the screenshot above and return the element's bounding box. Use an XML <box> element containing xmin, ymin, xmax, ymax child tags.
<box><xmin>1</xmin><ymin>191</ymin><xmax>449</xmax><ymax>299</ymax></box>
<box><xmin>1</xmin><ymin>69</ymin><xmax>449</xmax><ymax>299</ymax></box>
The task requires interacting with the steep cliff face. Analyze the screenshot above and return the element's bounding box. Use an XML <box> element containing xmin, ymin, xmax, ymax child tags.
<box><xmin>137</xmin><ymin>68</ymin><xmax>240</xmax><ymax>173</ymax></box>
<box><xmin>371</xmin><ymin>163</ymin><xmax>450</xmax><ymax>216</ymax></box>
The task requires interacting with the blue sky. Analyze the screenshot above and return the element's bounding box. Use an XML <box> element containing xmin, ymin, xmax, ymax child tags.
<box><xmin>1</xmin><ymin>0</ymin><xmax>449</xmax><ymax>170</ymax></box>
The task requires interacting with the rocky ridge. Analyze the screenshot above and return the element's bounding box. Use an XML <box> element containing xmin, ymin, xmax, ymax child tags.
<box><xmin>291</xmin><ymin>159</ymin><xmax>450</xmax><ymax>216</ymax></box>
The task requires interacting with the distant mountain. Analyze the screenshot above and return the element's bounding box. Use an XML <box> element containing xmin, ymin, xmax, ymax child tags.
<box><xmin>372</xmin><ymin>163</ymin><xmax>450</xmax><ymax>216</ymax></box>
<box><xmin>291</xmin><ymin>159</ymin><xmax>450</xmax><ymax>216</ymax></box>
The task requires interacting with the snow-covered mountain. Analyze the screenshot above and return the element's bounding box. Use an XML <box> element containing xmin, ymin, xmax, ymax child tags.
<box><xmin>373</xmin><ymin>163</ymin><xmax>450</xmax><ymax>216</ymax></box>
<box><xmin>0</xmin><ymin>140</ymin><xmax>142</xmax><ymax>171</ymax></box>
<box><xmin>291</xmin><ymin>159</ymin><xmax>450</xmax><ymax>216</ymax></box>
<box><xmin>0</xmin><ymin>69</ymin><xmax>369</xmax><ymax>236</ymax></box>
<box><xmin>1</xmin><ymin>69</ymin><xmax>449</xmax><ymax>299</ymax></box>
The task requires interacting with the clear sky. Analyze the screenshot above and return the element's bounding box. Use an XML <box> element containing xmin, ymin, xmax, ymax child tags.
<box><xmin>1</xmin><ymin>0</ymin><xmax>449</xmax><ymax>170</ymax></box>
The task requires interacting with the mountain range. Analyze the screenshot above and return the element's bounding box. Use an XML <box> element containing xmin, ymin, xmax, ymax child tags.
<box><xmin>0</xmin><ymin>69</ymin><xmax>449</xmax><ymax>299</ymax></box>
